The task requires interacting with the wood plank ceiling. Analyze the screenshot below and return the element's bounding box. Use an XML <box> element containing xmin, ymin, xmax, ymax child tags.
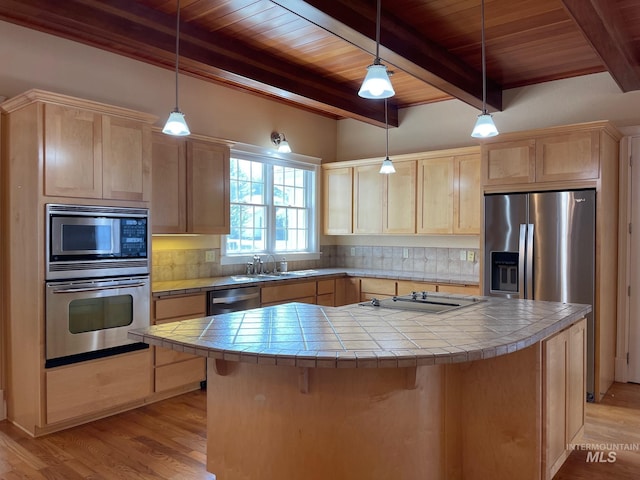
<box><xmin>0</xmin><ymin>0</ymin><xmax>638</xmax><ymax>127</ymax></box>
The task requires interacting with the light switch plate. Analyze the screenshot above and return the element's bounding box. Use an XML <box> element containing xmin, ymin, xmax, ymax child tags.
<box><xmin>460</xmin><ymin>250</ymin><xmax>467</xmax><ymax>261</ymax></box>
<box><xmin>205</xmin><ymin>250</ymin><xmax>216</xmax><ymax>262</ymax></box>
<box><xmin>467</xmin><ymin>251</ymin><xmax>475</xmax><ymax>262</ymax></box>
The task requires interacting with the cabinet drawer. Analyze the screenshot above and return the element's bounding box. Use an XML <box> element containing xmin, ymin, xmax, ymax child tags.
<box><xmin>155</xmin><ymin>356</ymin><xmax>206</xmax><ymax>393</ymax></box>
<box><xmin>437</xmin><ymin>284</ymin><xmax>480</xmax><ymax>295</ymax></box>
<box><xmin>317</xmin><ymin>279</ymin><xmax>335</xmax><ymax>295</ymax></box>
<box><xmin>360</xmin><ymin>278</ymin><xmax>396</xmax><ymax>296</ymax></box>
<box><xmin>46</xmin><ymin>349</ymin><xmax>152</xmax><ymax>424</ymax></box>
<box><xmin>396</xmin><ymin>281</ymin><xmax>437</xmax><ymax>296</ymax></box>
<box><xmin>155</xmin><ymin>345</ymin><xmax>201</xmax><ymax>366</ymax></box>
<box><xmin>154</xmin><ymin>293</ymin><xmax>206</xmax><ymax>321</ymax></box>
<box><xmin>261</xmin><ymin>281</ymin><xmax>316</xmax><ymax>304</ymax></box>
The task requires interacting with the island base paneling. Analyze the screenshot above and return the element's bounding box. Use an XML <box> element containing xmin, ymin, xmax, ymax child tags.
<box><xmin>205</xmin><ymin>342</ymin><xmax>552</xmax><ymax>480</ymax></box>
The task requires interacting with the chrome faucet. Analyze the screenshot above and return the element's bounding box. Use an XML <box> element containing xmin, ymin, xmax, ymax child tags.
<box><xmin>252</xmin><ymin>255</ymin><xmax>261</xmax><ymax>275</ymax></box>
<box><xmin>264</xmin><ymin>254</ymin><xmax>277</xmax><ymax>274</ymax></box>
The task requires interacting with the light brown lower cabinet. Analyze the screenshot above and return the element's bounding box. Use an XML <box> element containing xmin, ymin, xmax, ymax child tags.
<box><xmin>46</xmin><ymin>349</ymin><xmax>152</xmax><ymax>425</ymax></box>
<box><xmin>153</xmin><ymin>293</ymin><xmax>207</xmax><ymax>393</ymax></box>
<box><xmin>543</xmin><ymin>317</ymin><xmax>586</xmax><ymax>480</ymax></box>
<box><xmin>261</xmin><ymin>280</ymin><xmax>317</xmax><ymax>306</ymax></box>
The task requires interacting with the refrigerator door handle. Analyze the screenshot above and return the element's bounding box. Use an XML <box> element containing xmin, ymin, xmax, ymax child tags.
<box><xmin>526</xmin><ymin>223</ymin><xmax>534</xmax><ymax>299</ymax></box>
<box><xmin>518</xmin><ymin>224</ymin><xmax>527</xmax><ymax>299</ymax></box>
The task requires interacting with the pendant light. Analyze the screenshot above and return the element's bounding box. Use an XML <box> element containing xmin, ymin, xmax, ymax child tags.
<box><xmin>358</xmin><ymin>0</ymin><xmax>395</xmax><ymax>99</ymax></box>
<box><xmin>471</xmin><ymin>0</ymin><xmax>498</xmax><ymax>138</ymax></box>
<box><xmin>162</xmin><ymin>0</ymin><xmax>190</xmax><ymax>136</ymax></box>
<box><xmin>379</xmin><ymin>99</ymin><xmax>395</xmax><ymax>174</ymax></box>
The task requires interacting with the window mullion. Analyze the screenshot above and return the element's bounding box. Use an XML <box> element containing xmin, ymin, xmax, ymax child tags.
<box><xmin>266</xmin><ymin>164</ymin><xmax>276</xmax><ymax>253</ymax></box>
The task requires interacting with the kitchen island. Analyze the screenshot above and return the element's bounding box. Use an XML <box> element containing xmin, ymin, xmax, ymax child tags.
<box><xmin>129</xmin><ymin>295</ymin><xmax>590</xmax><ymax>480</ymax></box>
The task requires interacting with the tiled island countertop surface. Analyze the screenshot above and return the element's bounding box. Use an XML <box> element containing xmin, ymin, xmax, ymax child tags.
<box><xmin>129</xmin><ymin>295</ymin><xmax>591</xmax><ymax>368</ymax></box>
<box><xmin>151</xmin><ymin>267</ymin><xmax>479</xmax><ymax>296</ymax></box>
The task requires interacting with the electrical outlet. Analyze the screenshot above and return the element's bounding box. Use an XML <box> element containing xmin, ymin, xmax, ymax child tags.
<box><xmin>350</xmin><ymin>247</ymin><xmax>356</xmax><ymax>256</ymax></box>
<box><xmin>467</xmin><ymin>251</ymin><xmax>475</xmax><ymax>262</ymax></box>
<box><xmin>205</xmin><ymin>250</ymin><xmax>216</xmax><ymax>263</ymax></box>
<box><xmin>460</xmin><ymin>250</ymin><xmax>467</xmax><ymax>261</ymax></box>
<box><xmin>403</xmin><ymin>248</ymin><xmax>409</xmax><ymax>259</ymax></box>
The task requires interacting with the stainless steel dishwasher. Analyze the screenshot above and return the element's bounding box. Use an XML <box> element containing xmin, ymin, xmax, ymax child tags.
<box><xmin>207</xmin><ymin>286</ymin><xmax>261</xmax><ymax>315</ymax></box>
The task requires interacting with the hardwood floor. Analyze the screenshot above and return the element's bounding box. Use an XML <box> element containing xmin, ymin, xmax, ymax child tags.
<box><xmin>555</xmin><ymin>382</ymin><xmax>640</xmax><ymax>479</ymax></box>
<box><xmin>0</xmin><ymin>383</ymin><xmax>639</xmax><ymax>479</ymax></box>
<box><xmin>0</xmin><ymin>390</ymin><xmax>214</xmax><ymax>479</ymax></box>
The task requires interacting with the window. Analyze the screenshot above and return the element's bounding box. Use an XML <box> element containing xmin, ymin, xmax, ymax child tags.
<box><xmin>223</xmin><ymin>147</ymin><xmax>318</xmax><ymax>262</ymax></box>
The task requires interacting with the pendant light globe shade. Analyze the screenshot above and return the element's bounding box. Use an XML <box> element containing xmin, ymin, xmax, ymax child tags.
<box><xmin>358</xmin><ymin>63</ymin><xmax>395</xmax><ymax>99</ymax></box>
<box><xmin>162</xmin><ymin>109</ymin><xmax>191</xmax><ymax>136</ymax></box>
<box><xmin>379</xmin><ymin>157</ymin><xmax>396</xmax><ymax>174</ymax></box>
<box><xmin>471</xmin><ymin>113</ymin><xmax>498</xmax><ymax>138</ymax></box>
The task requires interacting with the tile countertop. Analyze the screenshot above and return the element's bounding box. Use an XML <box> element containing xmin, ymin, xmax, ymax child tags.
<box><xmin>152</xmin><ymin>268</ymin><xmax>479</xmax><ymax>296</ymax></box>
<box><xmin>129</xmin><ymin>295</ymin><xmax>591</xmax><ymax>369</ymax></box>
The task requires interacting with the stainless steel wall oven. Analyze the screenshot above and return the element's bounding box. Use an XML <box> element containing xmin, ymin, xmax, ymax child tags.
<box><xmin>45</xmin><ymin>204</ymin><xmax>151</xmax><ymax>368</ymax></box>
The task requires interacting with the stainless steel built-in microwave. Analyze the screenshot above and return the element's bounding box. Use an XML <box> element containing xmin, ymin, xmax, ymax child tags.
<box><xmin>46</xmin><ymin>204</ymin><xmax>150</xmax><ymax>280</ymax></box>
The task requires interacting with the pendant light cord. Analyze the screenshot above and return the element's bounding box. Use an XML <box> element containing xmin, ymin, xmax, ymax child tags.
<box><xmin>375</xmin><ymin>0</ymin><xmax>381</xmax><ymax>61</ymax></box>
<box><xmin>174</xmin><ymin>0</ymin><xmax>181</xmax><ymax>110</ymax></box>
<box><xmin>480</xmin><ymin>0</ymin><xmax>487</xmax><ymax>114</ymax></box>
<box><xmin>385</xmin><ymin>98</ymin><xmax>389</xmax><ymax>159</ymax></box>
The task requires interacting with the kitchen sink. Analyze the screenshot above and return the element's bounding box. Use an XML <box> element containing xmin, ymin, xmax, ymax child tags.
<box><xmin>362</xmin><ymin>294</ymin><xmax>485</xmax><ymax>314</ymax></box>
<box><xmin>230</xmin><ymin>274</ymin><xmax>281</xmax><ymax>281</ymax></box>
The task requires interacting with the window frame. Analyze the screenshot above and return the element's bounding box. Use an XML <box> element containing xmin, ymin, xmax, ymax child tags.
<box><xmin>221</xmin><ymin>143</ymin><xmax>321</xmax><ymax>266</ymax></box>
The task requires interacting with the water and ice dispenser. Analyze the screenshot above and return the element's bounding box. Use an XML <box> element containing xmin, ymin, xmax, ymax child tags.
<box><xmin>490</xmin><ymin>251</ymin><xmax>518</xmax><ymax>293</ymax></box>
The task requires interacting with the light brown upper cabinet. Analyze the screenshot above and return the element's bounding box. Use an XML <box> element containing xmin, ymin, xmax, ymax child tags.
<box><xmin>353</xmin><ymin>160</ymin><xmax>416</xmax><ymax>234</ymax></box>
<box><xmin>353</xmin><ymin>164</ymin><xmax>384</xmax><ymax>234</ymax></box>
<box><xmin>323</xmin><ymin>166</ymin><xmax>352</xmax><ymax>234</ymax></box>
<box><xmin>384</xmin><ymin>160</ymin><xmax>416</xmax><ymax>234</ymax></box>
<box><xmin>454</xmin><ymin>153</ymin><xmax>481</xmax><ymax>234</ymax></box>
<box><xmin>322</xmin><ymin>146</ymin><xmax>480</xmax><ymax>236</ymax></box>
<box><xmin>43</xmin><ymin>103</ymin><xmax>152</xmax><ymax>202</ymax></box>
<box><xmin>417</xmin><ymin>151</ymin><xmax>480</xmax><ymax>235</ymax></box>
<box><xmin>481</xmin><ymin>122</ymin><xmax>615</xmax><ymax>188</ymax></box>
<box><xmin>151</xmin><ymin>131</ymin><xmax>231</xmax><ymax>234</ymax></box>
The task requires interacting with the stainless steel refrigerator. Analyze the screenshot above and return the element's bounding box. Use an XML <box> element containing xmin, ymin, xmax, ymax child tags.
<box><xmin>483</xmin><ymin>189</ymin><xmax>595</xmax><ymax>400</ymax></box>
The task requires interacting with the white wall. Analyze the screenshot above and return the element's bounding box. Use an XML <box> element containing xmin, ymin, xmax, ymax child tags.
<box><xmin>0</xmin><ymin>20</ymin><xmax>337</xmax><ymax>162</ymax></box>
<box><xmin>337</xmin><ymin>72</ymin><xmax>640</xmax><ymax>160</ymax></box>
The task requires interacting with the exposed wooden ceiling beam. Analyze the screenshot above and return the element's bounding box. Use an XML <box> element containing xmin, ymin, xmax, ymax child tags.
<box><xmin>561</xmin><ymin>0</ymin><xmax>640</xmax><ymax>92</ymax></box>
<box><xmin>0</xmin><ymin>0</ymin><xmax>398</xmax><ymax>126</ymax></box>
<box><xmin>271</xmin><ymin>0</ymin><xmax>503</xmax><ymax>112</ymax></box>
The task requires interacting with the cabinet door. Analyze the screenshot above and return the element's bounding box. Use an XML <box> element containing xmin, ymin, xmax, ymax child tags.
<box><xmin>353</xmin><ymin>164</ymin><xmax>383</xmax><ymax>233</ymax></box>
<box><xmin>384</xmin><ymin>160</ymin><xmax>416</xmax><ymax>234</ymax></box>
<box><xmin>543</xmin><ymin>328</ymin><xmax>568</xmax><ymax>478</ymax></box>
<box><xmin>187</xmin><ymin>139</ymin><xmax>230</xmax><ymax>234</ymax></box>
<box><xmin>102</xmin><ymin>116</ymin><xmax>151</xmax><ymax>202</ymax></box>
<box><xmin>323</xmin><ymin>167</ymin><xmax>353</xmax><ymax>234</ymax></box>
<box><xmin>417</xmin><ymin>157</ymin><xmax>454</xmax><ymax>234</ymax></box>
<box><xmin>535</xmin><ymin>131</ymin><xmax>599</xmax><ymax>182</ymax></box>
<box><xmin>567</xmin><ymin>319</ymin><xmax>586</xmax><ymax>443</ymax></box>
<box><xmin>335</xmin><ymin>277</ymin><xmax>360</xmax><ymax>306</ymax></box>
<box><xmin>454</xmin><ymin>153</ymin><xmax>480</xmax><ymax>234</ymax></box>
<box><xmin>482</xmin><ymin>140</ymin><xmax>535</xmax><ymax>186</ymax></box>
<box><xmin>151</xmin><ymin>133</ymin><xmax>186</xmax><ymax>233</ymax></box>
<box><xmin>44</xmin><ymin>104</ymin><xmax>102</xmax><ymax>198</ymax></box>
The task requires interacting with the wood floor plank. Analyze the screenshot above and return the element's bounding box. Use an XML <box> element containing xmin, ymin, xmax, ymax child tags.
<box><xmin>0</xmin><ymin>385</ymin><xmax>638</xmax><ymax>479</ymax></box>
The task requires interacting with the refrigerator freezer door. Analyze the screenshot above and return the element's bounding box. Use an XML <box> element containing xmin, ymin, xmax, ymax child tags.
<box><xmin>484</xmin><ymin>193</ymin><xmax>528</xmax><ymax>298</ymax></box>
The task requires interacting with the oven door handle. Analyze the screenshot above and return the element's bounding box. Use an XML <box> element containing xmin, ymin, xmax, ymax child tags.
<box><xmin>52</xmin><ymin>282</ymin><xmax>147</xmax><ymax>293</ymax></box>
